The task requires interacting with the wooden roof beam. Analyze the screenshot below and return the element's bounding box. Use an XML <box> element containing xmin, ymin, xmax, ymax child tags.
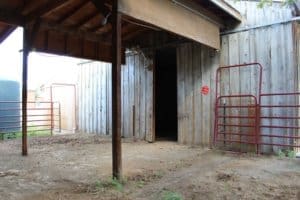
<box><xmin>102</xmin><ymin>22</ymin><xmax>132</xmax><ymax>42</ymax></box>
<box><xmin>122</xmin><ymin>27</ymin><xmax>147</xmax><ymax>41</ymax></box>
<box><xmin>0</xmin><ymin>26</ymin><xmax>16</xmax><ymax>43</ymax></box>
<box><xmin>90</xmin><ymin>23</ymin><xmax>111</xmax><ymax>34</ymax></box>
<box><xmin>21</xmin><ymin>0</ymin><xmax>39</xmax><ymax>15</ymax></box>
<box><xmin>172</xmin><ymin>0</ymin><xmax>225</xmax><ymax>28</ymax></box>
<box><xmin>208</xmin><ymin>0</ymin><xmax>242</xmax><ymax>22</ymax></box>
<box><xmin>91</xmin><ymin>0</ymin><xmax>111</xmax><ymax>21</ymax></box>
<box><xmin>121</xmin><ymin>22</ymin><xmax>139</xmax><ymax>35</ymax></box>
<box><xmin>25</xmin><ymin>0</ymin><xmax>69</xmax><ymax>24</ymax></box>
<box><xmin>39</xmin><ymin>20</ymin><xmax>110</xmax><ymax>44</ymax></box>
<box><xmin>118</xmin><ymin>0</ymin><xmax>221</xmax><ymax>49</ymax></box>
<box><xmin>0</xmin><ymin>9</ymin><xmax>23</xmax><ymax>26</ymax></box>
<box><xmin>56</xmin><ymin>0</ymin><xmax>90</xmax><ymax>23</ymax></box>
<box><xmin>75</xmin><ymin>10</ymin><xmax>99</xmax><ymax>29</ymax></box>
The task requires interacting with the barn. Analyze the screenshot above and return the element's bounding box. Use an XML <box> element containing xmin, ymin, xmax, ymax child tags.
<box><xmin>76</xmin><ymin>0</ymin><xmax>300</xmax><ymax>154</ymax></box>
<box><xmin>0</xmin><ymin>0</ymin><xmax>299</xmax><ymax>180</ymax></box>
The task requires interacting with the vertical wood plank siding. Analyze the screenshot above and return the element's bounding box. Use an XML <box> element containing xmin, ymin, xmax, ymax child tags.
<box><xmin>176</xmin><ymin>1</ymin><xmax>298</xmax><ymax>148</ymax></box>
<box><xmin>177</xmin><ymin>43</ymin><xmax>219</xmax><ymax>146</ymax></box>
<box><xmin>218</xmin><ymin>1</ymin><xmax>298</xmax><ymax>152</ymax></box>
<box><xmin>77</xmin><ymin>51</ymin><xmax>153</xmax><ymax>139</ymax></box>
<box><xmin>77</xmin><ymin>1</ymin><xmax>298</xmax><ymax>150</ymax></box>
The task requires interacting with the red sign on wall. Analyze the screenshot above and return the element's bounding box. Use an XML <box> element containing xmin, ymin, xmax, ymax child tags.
<box><xmin>201</xmin><ymin>85</ymin><xmax>209</xmax><ymax>95</ymax></box>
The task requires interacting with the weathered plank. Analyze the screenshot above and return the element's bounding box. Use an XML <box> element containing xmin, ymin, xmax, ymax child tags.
<box><xmin>192</xmin><ymin>43</ymin><xmax>202</xmax><ymax>145</ymax></box>
<box><xmin>118</xmin><ymin>0</ymin><xmax>220</xmax><ymax>49</ymax></box>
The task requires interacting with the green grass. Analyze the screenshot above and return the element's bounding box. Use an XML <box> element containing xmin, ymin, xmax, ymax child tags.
<box><xmin>161</xmin><ymin>190</ymin><xmax>183</xmax><ymax>200</ymax></box>
<box><xmin>93</xmin><ymin>177</ymin><xmax>125</xmax><ymax>192</ymax></box>
<box><xmin>277</xmin><ymin>149</ymin><xmax>296</xmax><ymax>159</ymax></box>
<box><xmin>0</xmin><ymin>127</ymin><xmax>51</xmax><ymax>140</ymax></box>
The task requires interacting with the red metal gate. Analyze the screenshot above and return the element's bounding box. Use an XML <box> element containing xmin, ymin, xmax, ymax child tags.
<box><xmin>214</xmin><ymin>95</ymin><xmax>260</xmax><ymax>152</ymax></box>
<box><xmin>259</xmin><ymin>93</ymin><xmax>300</xmax><ymax>152</ymax></box>
<box><xmin>0</xmin><ymin>101</ymin><xmax>61</xmax><ymax>138</ymax></box>
<box><xmin>214</xmin><ymin>63</ymin><xmax>300</xmax><ymax>153</ymax></box>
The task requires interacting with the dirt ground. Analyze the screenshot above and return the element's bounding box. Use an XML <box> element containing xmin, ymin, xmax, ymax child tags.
<box><xmin>0</xmin><ymin>134</ymin><xmax>299</xmax><ymax>200</ymax></box>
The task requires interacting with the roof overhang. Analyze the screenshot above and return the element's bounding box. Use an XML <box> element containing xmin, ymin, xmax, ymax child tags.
<box><xmin>119</xmin><ymin>0</ymin><xmax>221</xmax><ymax>49</ymax></box>
<box><xmin>0</xmin><ymin>0</ymin><xmax>241</xmax><ymax>62</ymax></box>
<box><xmin>209</xmin><ymin>0</ymin><xmax>243</xmax><ymax>22</ymax></box>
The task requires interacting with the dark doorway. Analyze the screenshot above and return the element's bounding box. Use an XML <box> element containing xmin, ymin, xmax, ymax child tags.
<box><xmin>155</xmin><ymin>48</ymin><xmax>177</xmax><ymax>141</ymax></box>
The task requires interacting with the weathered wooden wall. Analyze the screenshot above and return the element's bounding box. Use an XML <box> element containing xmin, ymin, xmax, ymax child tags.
<box><xmin>177</xmin><ymin>43</ymin><xmax>219</xmax><ymax>146</ymax></box>
<box><xmin>121</xmin><ymin>51</ymin><xmax>154</xmax><ymax>140</ymax></box>
<box><xmin>295</xmin><ymin>22</ymin><xmax>300</xmax><ymax>153</ymax></box>
<box><xmin>218</xmin><ymin>0</ymin><xmax>299</xmax><ymax>152</ymax></box>
<box><xmin>77</xmin><ymin>1</ymin><xmax>299</xmax><ymax>151</ymax></box>
<box><xmin>177</xmin><ymin>1</ymin><xmax>299</xmax><ymax>150</ymax></box>
<box><xmin>78</xmin><ymin>61</ymin><xmax>112</xmax><ymax>135</ymax></box>
<box><xmin>77</xmin><ymin>51</ymin><xmax>153</xmax><ymax>139</ymax></box>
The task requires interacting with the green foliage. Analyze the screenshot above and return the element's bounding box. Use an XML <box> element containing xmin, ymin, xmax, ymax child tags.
<box><xmin>287</xmin><ymin>150</ymin><xmax>296</xmax><ymax>158</ymax></box>
<box><xmin>257</xmin><ymin>0</ymin><xmax>273</xmax><ymax>8</ymax></box>
<box><xmin>0</xmin><ymin>128</ymin><xmax>51</xmax><ymax>140</ymax></box>
<box><xmin>277</xmin><ymin>149</ymin><xmax>296</xmax><ymax>158</ymax></box>
<box><xmin>277</xmin><ymin>149</ymin><xmax>286</xmax><ymax>158</ymax></box>
<box><xmin>161</xmin><ymin>190</ymin><xmax>183</xmax><ymax>200</ymax></box>
<box><xmin>235</xmin><ymin>0</ymin><xmax>296</xmax><ymax>8</ymax></box>
<box><xmin>93</xmin><ymin>177</ymin><xmax>125</xmax><ymax>192</ymax></box>
<box><xmin>111</xmin><ymin>177</ymin><xmax>124</xmax><ymax>192</ymax></box>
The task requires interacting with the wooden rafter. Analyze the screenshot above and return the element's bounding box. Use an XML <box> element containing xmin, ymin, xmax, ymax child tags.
<box><xmin>92</xmin><ymin>24</ymin><xmax>111</xmax><ymax>34</ymax></box>
<box><xmin>123</xmin><ymin>27</ymin><xmax>147</xmax><ymax>41</ymax></box>
<box><xmin>25</xmin><ymin>0</ymin><xmax>69</xmax><ymax>24</ymax></box>
<box><xmin>0</xmin><ymin>9</ymin><xmax>23</xmax><ymax>25</ymax></box>
<box><xmin>39</xmin><ymin>20</ymin><xmax>109</xmax><ymax>43</ymax></box>
<box><xmin>21</xmin><ymin>0</ymin><xmax>39</xmax><ymax>15</ymax></box>
<box><xmin>75</xmin><ymin>10</ymin><xmax>99</xmax><ymax>29</ymax></box>
<box><xmin>0</xmin><ymin>26</ymin><xmax>16</xmax><ymax>43</ymax></box>
<box><xmin>91</xmin><ymin>0</ymin><xmax>111</xmax><ymax>22</ymax></box>
<box><xmin>56</xmin><ymin>0</ymin><xmax>90</xmax><ymax>23</ymax></box>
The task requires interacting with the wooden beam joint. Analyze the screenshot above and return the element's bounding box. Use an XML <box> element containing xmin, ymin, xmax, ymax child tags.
<box><xmin>91</xmin><ymin>0</ymin><xmax>112</xmax><ymax>24</ymax></box>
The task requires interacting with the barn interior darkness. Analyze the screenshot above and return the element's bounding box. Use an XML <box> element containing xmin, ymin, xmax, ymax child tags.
<box><xmin>155</xmin><ymin>47</ymin><xmax>178</xmax><ymax>141</ymax></box>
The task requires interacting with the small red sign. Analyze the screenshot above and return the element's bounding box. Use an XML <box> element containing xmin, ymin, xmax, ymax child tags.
<box><xmin>201</xmin><ymin>85</ymin><xmax>209</xmax><ymax>95</ymax></box>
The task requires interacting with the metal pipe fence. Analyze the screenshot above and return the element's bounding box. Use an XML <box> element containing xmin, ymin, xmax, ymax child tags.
<box><xmin>214</xmin><ymin>63</ymin><xmax>300</xmax><ymax>154</ymax></box>
<box><xmin>0</xmin><ymin>101</ymin><xmax>61</xmax><ymax>139</ymax></box>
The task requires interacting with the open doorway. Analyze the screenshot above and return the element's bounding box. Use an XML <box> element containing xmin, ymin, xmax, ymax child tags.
<box><xmin>155</xmin><ymin>48</ymin><xmax>178</xmax><ymax>141</ymax></box>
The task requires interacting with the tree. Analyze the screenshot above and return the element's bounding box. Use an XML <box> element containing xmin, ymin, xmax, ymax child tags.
<box><xmin>235</xmin><ymin>0</ymin><xmax>297</xmax><ymax>8</ymax></box>
<box><xmin>257</xmin><ymin>0</ymin><xmax>296</xmax><ymax>8</ymax></box>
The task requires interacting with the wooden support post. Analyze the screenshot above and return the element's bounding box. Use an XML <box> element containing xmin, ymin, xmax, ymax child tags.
<box><xmin>22</xmin><ymin>28</ymin><xmax>29</xmax><ymax>156</ymax></box>
<box><xmin>111</xmin><ymin>0</ymin><xmax>122</xmax><ymax>179</ymax></box>
<box><xmin>22</xmin><ymin>20</ymin><xmax>40</xmax><ymax>156</ymax></box>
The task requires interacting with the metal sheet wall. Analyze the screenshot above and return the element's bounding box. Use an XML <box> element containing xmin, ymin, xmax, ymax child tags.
<box><xmin>77</xmin><ymin>51</ymin><xmax>153</xmax><ymax>139</ymax></box>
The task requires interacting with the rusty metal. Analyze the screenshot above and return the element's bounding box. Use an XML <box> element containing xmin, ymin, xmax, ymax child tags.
<box><xmin>58</xmin><ymin>102</ymin><xmax>61</xmax><ymax>133</ymax></box>
<box><xmin>50</xmin><ymin>102</ymin><xmax>53</xmax><ymax>135</ymax></box>
<box><xmin>0</xmin><ymin>101</ymin><xmax>61</xmax><ymax>136</ymax></box>
<box><xmin>215</xmin><ymin>63</ymin><xmax>263</xmax><ymax>103</ymax></box>
<box><xmin>214</xmin><ymin>63</ymin><xmax>300</xmax><ymax>153</ymax></box>
<box><xmin>214</xmin><ymin>94</ymin><xmax>259</xmax><ymax>153</ymax></box>
<box><xmin>259</xmin><ymin>92</ymin><xmax>300</xmax><ymax>150</ymax></box>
